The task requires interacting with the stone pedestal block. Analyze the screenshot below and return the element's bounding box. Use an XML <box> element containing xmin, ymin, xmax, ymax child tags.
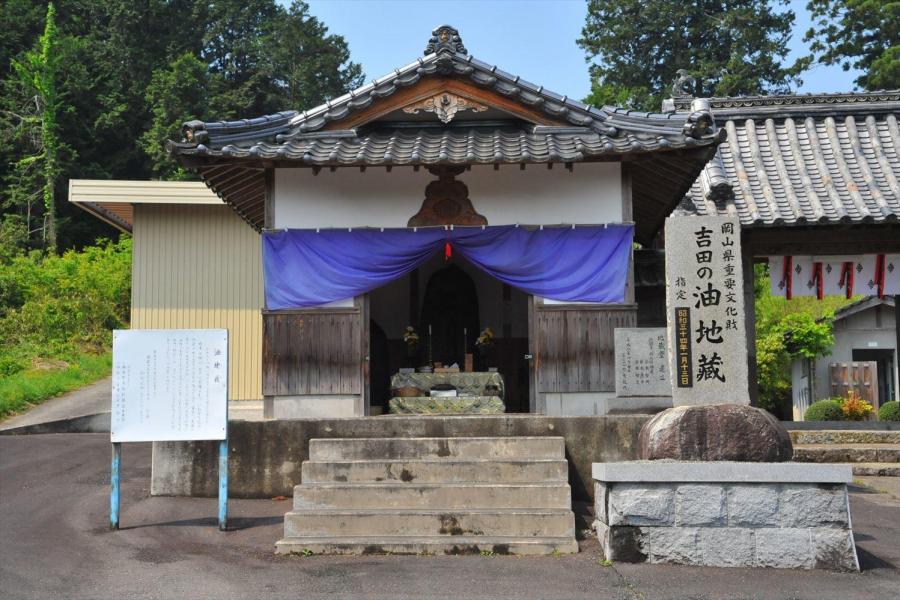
<box><xmin>639</xmin><ymin>404</ymin><xmax>793</xmax><ymax>462</ymax></box>
<box><xmin>592</xmin><ymin>462</ymin><xmax>859</xmax><ymax>571</ymax></box>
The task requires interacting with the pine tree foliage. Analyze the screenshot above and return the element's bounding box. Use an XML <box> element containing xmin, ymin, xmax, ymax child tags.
<box><xmin>578</xmin><ymin>0</ymin><xmax>809</xmax><ymax>111</ymax></box>
<box><xmin>0</xmin><ymin>0</ymin><xmax>363</xmax><ymax>253</ymax></box>
<box><xmin>805</xmin><ymin>0</ymin><xmax>900</xmax><ymax>90</ymax></box>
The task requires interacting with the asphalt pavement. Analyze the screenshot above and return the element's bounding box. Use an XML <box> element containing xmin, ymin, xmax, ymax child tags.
<box><xmin>1</xmin><ymin>433</ymin><xmax>898</xmax><ymax>600</ymax></box>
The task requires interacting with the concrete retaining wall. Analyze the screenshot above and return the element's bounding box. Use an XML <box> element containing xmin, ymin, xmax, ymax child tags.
<box><xmin>151</xmin><ymin>415</ymin><xmax>649</xmax><ymax>501</ymax></box>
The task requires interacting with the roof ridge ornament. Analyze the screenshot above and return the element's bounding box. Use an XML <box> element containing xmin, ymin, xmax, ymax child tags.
<box><xmin>672</xmin><ymin>69</ymin><xmax>696</xmax><ymax>98</ymax></box>
<box><xmin>425</xmin><ymin>25</ymin><xmax>467</xmax><ymax>56</ymax></box>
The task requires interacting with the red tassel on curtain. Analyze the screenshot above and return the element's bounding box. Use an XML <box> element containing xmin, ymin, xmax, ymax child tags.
<box><xmin>840</xmin><ymin>262</ymin><xmax>854</xmax><ymax>299</ymax></box>
<box><xmin>813</xmin><ymin>262</ymin><xmax>824</xmax><ymax>300</ymax></box>
<box><xmin>782</xmin><ymin>256</ymin><xmax>793</xmax><ymax>300</ymax></box>
<box><xmin>444</xmin><ymin>241</ymin><xmax>452</xmax><ymax>261</ymax></box>
<box><xmin>874</xmin><ymin>254</ymin><xmax>886</xmax><ymax>298</ymax></box>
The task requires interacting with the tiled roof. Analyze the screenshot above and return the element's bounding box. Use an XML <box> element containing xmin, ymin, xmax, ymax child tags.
<box><xmin>172</xmin><ymin>123</ymin><xmax>713</xmax><ymax>165</ymax></box>
<box><xmin>678</xmin><ymin>91</ymin><xmax>900</xmax><ymax>227</ymax></box>
<box><xmin>169</xmin><ymin>57</ymin><xmax>721</xmax><ymax>163</ymax></box>
<box><xmin>167</xmin><ymin>26</ymin><xmax>725</xmax><ymax>242</ymax></box>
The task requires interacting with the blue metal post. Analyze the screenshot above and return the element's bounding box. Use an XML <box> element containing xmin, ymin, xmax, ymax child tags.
<box><xmin>110</xmin><ymin>442</ymin><xmax>121</xmax><ymax>530</ymax></box>
<box><xmin>218</xmin><ymin>438</ymin><xmax>228</xmax><ymax>530</ymax></box>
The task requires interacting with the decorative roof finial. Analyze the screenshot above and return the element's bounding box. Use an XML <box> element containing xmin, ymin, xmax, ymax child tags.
<box><xmin>425</xmin><ymin>25</ymin><xmax>467</xmax><ymax>56</ymax></box>
<box><xmin>672</xmin><ymin>69</ymin><xmax>696</xmax><ymax>98</ymax></box>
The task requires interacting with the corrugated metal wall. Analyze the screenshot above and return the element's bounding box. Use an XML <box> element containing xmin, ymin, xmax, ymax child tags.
<box><xmin>131</xmin><ymin>204</ymin><xmax>263</xmax><ymax>400</ymax></box>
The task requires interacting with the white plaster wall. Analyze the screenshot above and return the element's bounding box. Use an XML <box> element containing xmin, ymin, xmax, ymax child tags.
<box><xmin>273</xmin><ymin>162</ymin><xmax>622</xmax><ymax>229</ymax></box>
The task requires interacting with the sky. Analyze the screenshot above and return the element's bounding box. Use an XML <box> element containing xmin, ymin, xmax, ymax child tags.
<box><xmin>301</xmin><ymin>0</ymin><xmax>862</xmax><ymax>102</ymax></box>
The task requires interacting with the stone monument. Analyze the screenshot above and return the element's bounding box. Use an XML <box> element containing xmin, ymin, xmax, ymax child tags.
<box><xmin>614</xmin><ymin>328</ymin><xmax>670</xmax><ymax>398</ymax></box>
<box><xmin>664</xmin><ymin>215</ymin><xmax>749</xmax><ymax>406</ymax></box>
<box><xmin>609</xmin><ymin>328</ymin><xmax>672</xmax><ymax>414</ymax></box>
<box><xmin>592</xmin><ymin>216</ymin><xmax>858</xmax><ymax>571</ymax></box>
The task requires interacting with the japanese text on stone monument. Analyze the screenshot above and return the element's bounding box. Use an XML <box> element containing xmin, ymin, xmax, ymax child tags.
<box><xmin>665</xmin><ymin>216</ymin><xmax>749</xmax><ymax>406</ymax></box>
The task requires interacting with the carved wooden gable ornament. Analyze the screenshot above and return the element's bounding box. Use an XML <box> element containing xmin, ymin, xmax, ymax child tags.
<box><xmin>402</xmin><ymin>93</ymin><xmax>488</xmax><ymax>124</ymax></box>
<box><xmin>408</xmin><ymin>166</ymin><xmax>487</xmax><ymax>227</ymax></box>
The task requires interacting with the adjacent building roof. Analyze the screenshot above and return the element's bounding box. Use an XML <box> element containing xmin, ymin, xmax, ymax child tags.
<box><xmin>168</xmin><ymin>25</ymin><xmax>724</xmax><ymax>243</ymax></box>
<box><xmin>676</xmin><ymin>91</ymin><xmax>900</xmax><ymax>228</ymax></box>
<box><xmin>832</xmin><ymin>295</ymin><xmax>895</xmax><ymax>323</ymax></box>
<box><xmin>68</xmin><ymin>179</ymin><xmax>221</xmax><ymax>232</ymax></box>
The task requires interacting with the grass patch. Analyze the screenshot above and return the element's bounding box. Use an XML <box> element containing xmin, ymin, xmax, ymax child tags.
<box><xmin>0</xmin><ymin>352</ymin><xmax>111</xmax><ymax>420</ymax></box>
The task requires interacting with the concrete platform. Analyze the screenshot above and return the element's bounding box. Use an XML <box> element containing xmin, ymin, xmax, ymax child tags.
<box><xmin>854</xmin><ymin>463</ymin><xmax>900</xmax><ymax>477</ymax></box>
<box><xmin>309</xmin><ymin>436</ymin><xmax>565</xmax><ymax>461</ymax></box>
<box><xmin>284</xmin><ymin>508</ymin><xmax>576</xmax><ymax>538</ymax></box>
<box><xmin>301</xmin><ymin>458</ymin><xmax>569</xmax><ymax>484</ymax></box>
<box><xmin>793</xmin><ymin>444</ymin><xmax>900</xmax><ymax>464</ymax></box>
<box><xmin>151</xmin><ymin>415</ymin><xmax>650</xmax><ymax>501</ymax></box>
<box><xmin>275</xmin><ymin>535</ymin><xmax>580</xmax><ymax>556</ymax></box>
<box><xmin>790</xmin><ymin>430</ymin><xmax>900</xmax><ymax>444</ymax></box>
<box><xmin>280</xmin><ymin>436</ymin><xmax>579</xmax><ymax>555</ymax></box>
<box><xmin>292</xmin><ymin>482</ymin><xmax>572</xmax><ymax>510</ymax></box>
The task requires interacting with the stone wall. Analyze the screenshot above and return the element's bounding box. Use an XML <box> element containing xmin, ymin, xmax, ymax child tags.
<box><xmin>152</xmin><ymin>415</ymin><xmax>649</xmax><ymax>501</ymax></box>
<box><xmin>594</xmin><ymin>463</ymin><xmax>859</xmax><ymax>571</ymax></box>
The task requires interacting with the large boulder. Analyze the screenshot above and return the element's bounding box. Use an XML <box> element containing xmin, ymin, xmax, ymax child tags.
<box><xmin>639</xmin><ymin>404</ymin><xmax>793</xmax><ymax>462</ymax></box>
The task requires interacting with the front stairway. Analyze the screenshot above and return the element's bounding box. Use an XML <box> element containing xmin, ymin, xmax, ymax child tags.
<box><xmin>275</xmin><ymin>436</ymin><xmax>579</xmax><ymax>555</ymax></box>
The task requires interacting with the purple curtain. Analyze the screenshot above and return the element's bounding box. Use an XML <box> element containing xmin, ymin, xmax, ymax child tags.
<box><xmin>263</xmin><ymin>224</ymin><xmax>633</xmax><ymax>309</ymax></box>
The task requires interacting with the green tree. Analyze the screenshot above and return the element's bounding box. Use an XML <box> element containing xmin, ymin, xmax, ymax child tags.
<box><xmin>578</xmin><ymin>0</ymin><xmax>809</xmax><ymax>111</ymax></box>
<box><xmin>141</xmin><ymin>53</ymin><xmax>211</xmax><ymax>180</ymax></box>
<box><xmin>753</xmin><ymin>263</ymin><xmax>854</xmax><ymax>414</ymax></box>
<box><xmin>0</xmin><ymin>0</ymin><xmax>363</xmax><ymax>249</ymax></box>
<box><xmin>805</xmin><ymin>0</ymin><xmax>900</xmax><ymax>90</ymax></box>
<box><xmin>6</xmin><ymin>3</ymin><xmax>64</xmax><ymax>251</ymax></box>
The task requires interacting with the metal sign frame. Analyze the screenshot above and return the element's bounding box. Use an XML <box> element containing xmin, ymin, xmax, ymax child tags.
<box><xmin>109</xmin><ymin>329</ymin><xmax>229</xmax><ymax>531</ymax></box>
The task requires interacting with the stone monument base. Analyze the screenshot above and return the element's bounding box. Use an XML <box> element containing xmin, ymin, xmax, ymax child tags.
<box><xmin>388</xmin><ymin>396</ymin><xmax>505</xmax><ymax>414</ymax></box>
<box><xmin>639</xmin><ymin>404</ymin><xmax>794</xmax><ymax>462</ymax></box>
<box><xmin>592</xmin><ymin>462</ymin><xmax>859</xmax><ymax>571</ymax></box>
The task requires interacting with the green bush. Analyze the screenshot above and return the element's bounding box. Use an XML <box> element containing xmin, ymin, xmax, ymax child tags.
<box><xmin>0</xmin><ymin>237</ymin><xmax>131</xmax><ymax>356</ymax></box>
<box><xmin>0</xmin><ymin>238</ymin><xmax>129</xmax><ymax>418</ymax></box>
<box><xmin>879</xmin><ymin>401</ymin><xmax>900</xmax><ymax>422</ymax></box>
<box><xmin>805</xmin><ymin>399</ymin><xmax>844</xmax><ymax>421</ymax></box>
<box><xmin>0</xmin><ymin>354</ymin><xmax>25</xmax><ymax>377</ymax></box>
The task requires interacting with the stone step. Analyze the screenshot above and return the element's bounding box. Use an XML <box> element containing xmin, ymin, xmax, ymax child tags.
<box><xmin>309</xmin><ymin>436</ymin><xmax>565</xmax><ymax>461</ymax></box>
<box><xmin>789</xmin><ymin>430</ymin><xmax>900</xmax><ymax>445</ymax></box>
<box><xmin>301</xmin><ymin>458</ymin><xmax>569</xmax><ymax>484</ymax></box>
<box><xmin>283</xmin><ymin>508</ymin><xmax>575</xmax><ymax>538</ymax></box>
<box><xmin>275</xmin><ymin>535</ymin><xmax>579</xmax><ymax>556</ymax></box>
<box><xmin>293</xmin><ymin>483</ymin><xmax>572</xmax><ymax>510</ymax></box>
<box><xmin>852</xmin><ymin>463</ymin><xmax>900</xmax><ymax>477</ymax></box>
<box><xmin>793</xmin><ymin>444</ymin><xmax>900</xmax><ymax>464</ymax></box>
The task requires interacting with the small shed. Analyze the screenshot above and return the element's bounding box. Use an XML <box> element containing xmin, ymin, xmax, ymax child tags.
<box><xmin>68</xmin><ymin>179</ymin><xmax>264</xmax><ymax>402</ymax></box>
<box><xmin>791</xmin><ymin>297</ymin><xmax>897</xmax><ymax>420</ymax></box>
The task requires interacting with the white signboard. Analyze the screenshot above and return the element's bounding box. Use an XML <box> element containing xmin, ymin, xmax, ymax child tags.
<box><xmin>111</xmin><ymin>329</ymin><xmax>228</xmax><ymax>442</ymax></box>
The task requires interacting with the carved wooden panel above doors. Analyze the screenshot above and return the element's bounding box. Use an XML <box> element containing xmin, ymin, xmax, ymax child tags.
<box><xmin>408</xmin><ymin>166</ymin><xmax>487</xmax><ymax>227</ymax></box>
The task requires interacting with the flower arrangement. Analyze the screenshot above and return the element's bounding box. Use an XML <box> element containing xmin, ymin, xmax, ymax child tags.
<box><xmin>402</xmin><ymin>326</ymin><xmax>420</xmax><ymax>348</ymax></box>
<box><xmin>475</xmin><ymin>327</ymin><xmax>494</xmax><ymax>349</ymax></box>
<box><xmin>841</xmin><ymin>391</ymin><xmax>874</xmax><ymax>421</ymax></box>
